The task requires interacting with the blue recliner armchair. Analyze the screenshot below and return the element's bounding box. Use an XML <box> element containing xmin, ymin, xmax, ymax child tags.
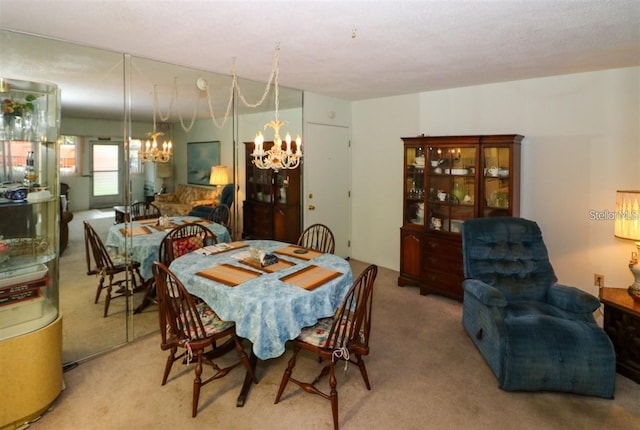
<box><xmin>461</xmin><ymin>217</ymin><xmax>615</xmax><ymax>398</ymax></box>
<box><xmin>188</xmin><ymin>184</ymin><xmax>234</xmax><ymax>219</ymax></box>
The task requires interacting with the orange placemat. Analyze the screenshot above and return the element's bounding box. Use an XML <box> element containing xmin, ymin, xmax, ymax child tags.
<box><xmin>240</xmin><ymin>258</ymin><xmax>295</xmax><ymax>273</ymax></box>
<box><xmin>120</xmin><ymin>225</ymin><xmax>152</xmax><ymax>236</ymax></box>
<box><xmin>279</xmin><ymin>265</ymin><xmax>342</xmax><ymax>291</ymax></box>
<box><xmin>198</xmin><ymin>242</ymin><xmax>249</xmax><ymax>255</ymax></box>
<box><xmin>196</xmin><ymin>263</ymin><xmax>261</xmax><ymax>286</ymax></box>
<box><xmin>274</xmin><ymin>245</ymin><xmax>323</xmax><ymax>261</ymax></box>
<box><xmin>136</xmin><ymin>218</ymin><xmax>160</xmax><ymax>225</ymax></box>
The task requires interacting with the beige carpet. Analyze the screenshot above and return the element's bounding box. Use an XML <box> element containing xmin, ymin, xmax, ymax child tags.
<box><xmin>59</xmin><ymin>210</ymin><xmax>158</xmax><ymax>365</ymax></box>
<box><xmin>27</xmin><ymin>221</ymin><xmax>640</xmax><ymax>429</ymax></box>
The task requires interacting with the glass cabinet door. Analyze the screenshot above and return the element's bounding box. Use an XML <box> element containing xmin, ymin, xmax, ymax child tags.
<box><xmin>482</xmin><ymin>145</ymin><xmax>512</xmax><ymax>216</ymax></box>
<box><xmin>427</xmin><ymin>145</ymin><xmax>477</xmax><ymax>233</ymax></box>
<box><xmin>0</xmin><ymin>77</ymin><xmax>60</xmax><ymax>340</ymax></box>
<box><xmin>404</xmin><ymin>144</ymin><xmax>425</xmax><ymax>226</ymax></box>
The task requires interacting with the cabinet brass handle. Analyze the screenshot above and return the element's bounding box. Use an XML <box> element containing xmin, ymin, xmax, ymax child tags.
<box><xmin>308</xmin><ymin>205</ymin><xmax>316</xmax><ymax>210</ymax></box>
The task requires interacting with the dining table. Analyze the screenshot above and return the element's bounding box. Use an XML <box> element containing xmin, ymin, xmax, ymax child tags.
<box><xmin>105</xmin><ymin>215</ymin><xmax>231</xmax><ymax>281</ymax></box>
<box><xmin>168</xmin><ymin>239</ymin><xmax>353</xmax><ymax>406</ymax></box>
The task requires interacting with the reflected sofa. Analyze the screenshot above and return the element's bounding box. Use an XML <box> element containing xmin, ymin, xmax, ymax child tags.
<box><xmin>154</xmin><ymin>184</ymin><xmax>219</xmax><ymax>217</ymax></box>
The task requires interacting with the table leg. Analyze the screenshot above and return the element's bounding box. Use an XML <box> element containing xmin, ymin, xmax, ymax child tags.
<box><xmin>236</xmin><ymin>350</ymin><xmax>258</xmax><ymax>407</ymax></box>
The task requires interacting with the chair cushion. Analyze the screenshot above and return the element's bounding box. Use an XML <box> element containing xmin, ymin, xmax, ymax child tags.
<box><xmin>502</xmin><ymin>313</ymin><xmax>615</xmax><ymax>397</ymax></box>
<box><xmin>172</xmin><ymin>236</ymin><xmax>203</xmax><ymax>258</ymax></box>
<box><xmin>179</xmin><ymin>301</ymin><xmax>234</xmax><ymax>340</ymax></box>
<box><xmin>298</xmin><ymin>317</ymin><xmax>355</xmax><ymax>349</ymax></box>
<box><xmin>298</xmin><ymin>317</ymin><xmax>333</xmax><ymax>347</ymax></box>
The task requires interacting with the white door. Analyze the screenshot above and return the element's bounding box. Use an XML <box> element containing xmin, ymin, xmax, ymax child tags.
<box><xmin>89</xmin><ymin>140</ymin><xmax>124</xmax><ymax>208</ymax></box>
<box><xmin>303</xmin><ymin>123</ymin><xmax>351</xmax><ymax>258</ymax></box>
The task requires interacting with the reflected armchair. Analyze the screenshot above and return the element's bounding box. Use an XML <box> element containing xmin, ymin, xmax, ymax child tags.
<box><xmin>461</xmin><ymin>217</ymin><xmax>615</xmax><ymax>398</ymax></box>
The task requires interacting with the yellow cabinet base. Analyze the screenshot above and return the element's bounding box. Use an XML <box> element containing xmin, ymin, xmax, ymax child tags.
<box><xmin>0</xmin><ymin>315</ymin><xmax>63</xmax><ymax>430</ymax></box>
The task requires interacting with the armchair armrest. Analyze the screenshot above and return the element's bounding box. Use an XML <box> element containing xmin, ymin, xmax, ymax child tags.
<box><xmin>546</xmin><ymin>283</ymin><xmax>600</xmax><ymax>313</ymax></box>
<box><xmin>462</xmin><ymin>279</ymin><xmax>508</xmax><ymax>307</ymax></box>
<box><xmin>191</xmin><ymin>199</ymin><xmax>215</xmax><ymax>207</ymax></box>
<box><xmin>154</xmin><ymin>193</ymin><xmax>176</xmax><ymax>203</ymax></box>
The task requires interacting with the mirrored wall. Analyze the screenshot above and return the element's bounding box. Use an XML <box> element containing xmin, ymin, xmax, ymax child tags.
<box><xmin>0</xmin><ymin>29</ymin><xmax>302</xmax><ymax>364</ymax></box>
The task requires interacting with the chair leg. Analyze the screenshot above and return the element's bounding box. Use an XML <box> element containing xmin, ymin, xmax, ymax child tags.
<box><xmin>354</xmin><ymin>354</ymin><xmax>371</xmax><ymax>390</ymax></box>
<box><xmin>134</xmin><ymin>279</ymin><xmax>155</xmax><ymax>314</ymax></box>
<box><xmin>328</xmin><ymin>362</ymin><xmax>339</xmax><ymax>430</ymax></box>
<box><xmin>192</xmin><ymin>350</ymin><xmax>204</xmax><ymax>418</ymax></box>
<box><xmin>95</xmin><ymin>275</ymin><xmax>105</xmax><ymax>304</ymax></box>
<box><xmin>103</xmin><ymin>276</ymin><xmax>114</xmax><ymax>317</ymax></box>
<box><xmin>274</xmin><ymin>345</ymin><xmax>300</xmax><ymax>404</ymax></box>
<box><xmin>162</xmin><ymin>347</ymin><xmax>178</xmax><ymax>386</ymax></box>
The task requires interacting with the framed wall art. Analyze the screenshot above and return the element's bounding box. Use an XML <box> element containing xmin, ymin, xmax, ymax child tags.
<box><xmin>187</xmin><ymin>141</ymin><xmax>220</xmax><ymax>185</ymax></box>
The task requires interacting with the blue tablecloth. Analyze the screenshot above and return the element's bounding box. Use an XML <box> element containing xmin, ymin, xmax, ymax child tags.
<box><xmin>169</xmin><ymin>240</ymin><xmax>353</xmax><ymax>360</ymax></box>
<box><xmin>105</xmin><ymin>216</ymin><xmax>231</xmax><ymax>280</ymax></box>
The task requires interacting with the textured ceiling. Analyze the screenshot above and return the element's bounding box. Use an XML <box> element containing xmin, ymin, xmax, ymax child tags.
<box><xmin>1</xmin><ymin>0</ymin><xmax>639</xmax><ymax>103</ymax></box>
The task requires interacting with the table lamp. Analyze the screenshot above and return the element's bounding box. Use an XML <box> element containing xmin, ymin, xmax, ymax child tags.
<box><xmin>156</xmin><ymin>163</ymin><xmax>172</xmax><ymax>194</ymax></box>
<box><xmin>614</xmin><ymin>190</ymin><xmax>640</xmax><ymax>299</ymax></box>
<box><xmin>209</xmin><ymin>165</ymin><xmax>229</xmax><ymax>186</ymax></box>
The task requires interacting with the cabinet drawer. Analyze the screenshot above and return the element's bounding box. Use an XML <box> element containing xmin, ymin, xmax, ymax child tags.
<box><xmin>423</xmin><ymin>269</ymin><xmax>464</xmax><ymax>299</ymax></box>
<box><xmin>423</xmin><ymin>254</ymin><xmax>463</xmax><ymax>274</ymax></box>
<box><xmin>424</xmin><ymin>236</ymin><xmax>461</xmax><ymax>256</ymax></box>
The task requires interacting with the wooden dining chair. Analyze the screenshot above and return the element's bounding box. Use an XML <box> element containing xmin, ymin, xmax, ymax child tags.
<box><xmin>83</xmin><ymin>220</ymin><xmax>100</xmax><ymax>276</ymax></box>
<box><xmin>134</xmin><ymin>223</ymin><xmax>217</xmax><ymax>314</ymax></box>
<box><xmin>208</xmin><ymin>204</ymin><xmax>231</xmax><ymax>231</ymax></box>
<box><xmin>83</xmin><ymin>221</ymin><xmax>145</xmax><ymax>317</ymax></box>
<box><xmin>152</xmin><ymin>262</ymin><xmax>257</xmax><ymax>417</ymax></box>
<box><xmin>130</xmin><ymin>201</ymin><xmax>161</xmax><ymax>221</ymax></box>
<box><xmin>274</xmin><ymin>264</ymin><xmax>378</xmax><ymax>430</ymax></box>
<box><xmin>162</xmin><ymin>223</ymin><xmax>217</xmax><ymax>265</ymax></box>
<box><xmin>297</xmin><ymin>223</ymin><xmax>336</xmax><ymax>254</ymax></box>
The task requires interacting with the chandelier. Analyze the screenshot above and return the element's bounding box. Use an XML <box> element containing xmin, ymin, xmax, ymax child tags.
<box><xmin>251</xmin><ymin>45</ymin><xmax>302</xmax><ymax>171</ymax></box>
<box><xmin>139</xmin><ymin>85</ymin><xmax>173</xmax><ymax>163</ymax></box>
<box><xmin>139</xmin><ymin>131</ymin><xmax>172</xmax><ymax>163</ymax></box>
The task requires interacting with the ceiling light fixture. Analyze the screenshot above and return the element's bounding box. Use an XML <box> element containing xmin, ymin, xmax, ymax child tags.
<box><xmin>139</xmin><ymin>85</ymin><xmax>173</xmax><ymax>163</ymax></box>
<box><xmin>251</xmin><ymin>44</ymin><xmax>302</xmax><ymax>171</ymax></box>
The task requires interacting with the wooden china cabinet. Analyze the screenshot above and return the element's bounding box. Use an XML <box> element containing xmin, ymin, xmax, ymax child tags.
<box><xmin>242</xmin><ymin>141</ymin><xmax>301</xmax><ymax>244</ymax></box>
<box><xmin>398</xmin><ymin>134</ymin><xmax>522</xmax><ymax>301</ymax></box>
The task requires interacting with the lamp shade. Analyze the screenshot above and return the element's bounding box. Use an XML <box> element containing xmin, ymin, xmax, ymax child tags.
<box><xmin>156</xmin><ymin>163</ymin><xmax>173</xmax><ymax>179</ymax></box>
<box><xmin>209</xmin><ymin>165</ymin><xmax>229</xmax><ymax>186</ymax></box>
<box><xmin>614</xmin><ymin>190</ymin><xmax>640</xmax><ymax>241</ymax></box>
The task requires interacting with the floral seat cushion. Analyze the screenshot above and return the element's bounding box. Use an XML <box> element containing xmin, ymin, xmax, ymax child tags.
<box><xmin>297</xmin><ymin>317</ymin><xmax>355</xmax><ymax>349</ymax></box>
<box><xmin>172</xmin><ymin>236</ymin><xmax>204</xmax><ymax>258</ymax></box>
<box><xmin>176</xmin><ymin>301</ymin><xmax>235</xmax><ymax>340</ymax></box>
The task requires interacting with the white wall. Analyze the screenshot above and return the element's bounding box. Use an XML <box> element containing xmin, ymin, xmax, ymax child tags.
<box><xmin>351</xmin><ymin>93</ymin><xmax>420</xmax><ymax>268</ymax></box>
<box><xmin>170</xmin><ymin>116</ymin><xmax>234</xmax><ymax>193</ymax></box>
<box><xmin>351</xmin><ymin>67</ymin><xmax>640</xmax><ymax>297</ymax></box>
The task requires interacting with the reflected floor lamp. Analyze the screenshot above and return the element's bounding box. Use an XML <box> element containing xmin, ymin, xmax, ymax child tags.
<box><xmin>614</xmin><ymin>190</ymin><xmax>640</xmax><ymax>300</ymax></box>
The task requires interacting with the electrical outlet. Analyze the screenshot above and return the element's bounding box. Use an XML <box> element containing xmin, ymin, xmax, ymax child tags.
<box><xmin>594</xmin><ymin>273</ymin><xmax>605</xmax><ymax>287</ymax></box>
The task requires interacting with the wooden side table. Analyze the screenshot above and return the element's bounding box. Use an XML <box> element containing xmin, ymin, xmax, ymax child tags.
<box><xmin>113</xmin><ymin>205</ymin><xmax>129</xmax><ymax>224</ymax></box>
<box><xmin>599</xmin><ymin>287</ymin><xmax>640</xmax><ymax>383</ymax></box>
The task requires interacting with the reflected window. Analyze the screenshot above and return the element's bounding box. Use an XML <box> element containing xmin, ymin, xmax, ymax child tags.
<box><xmin>129</xmin><ymin>139</ymin><xmax>142</xmax><ymax>175</ymax></box>
<box><xmin>92</xmin><ymin>144</ymin><xmax>119</xmax><ymax>196</ymax></box>
<box><xmin>59</xmin><ymin>135</ymin><xmax>78</xmax><ymax>176</ymax></box>
<box><xmin>0</xmin><ymin>140</ymin><xmax>31</xmax><ymax>182</ymax></box>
